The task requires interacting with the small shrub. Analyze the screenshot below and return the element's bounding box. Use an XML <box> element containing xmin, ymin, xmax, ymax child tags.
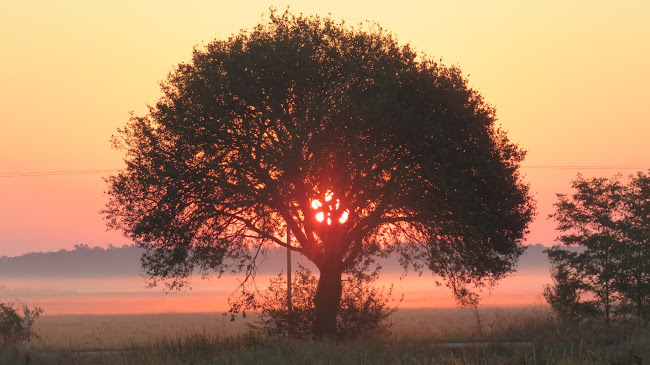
<box><xmin>243</xmin><ymin>264</ymin><xmax>399</xmax><ymax>340</ymax></box>
<box><xmin>0</xmin><ymin>301</ymin><xmax>42</xmax><ymax>347</ymax></box>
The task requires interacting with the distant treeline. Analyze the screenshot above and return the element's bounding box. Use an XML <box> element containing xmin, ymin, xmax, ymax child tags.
<box><xmin>0</xmin><ymin>244</ymin><xmax>144</xmax><ymax>278</ymax></box>
<box><xmin>0</xmin><ymin>243</ymin><xmax>558</xmax><ymax>278</ymax></box>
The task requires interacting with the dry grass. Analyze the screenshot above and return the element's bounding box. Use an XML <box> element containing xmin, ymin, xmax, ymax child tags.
<box><xmin>33</xmin><ymin>307</ymin><xmax>522</xmax><ymax>350</ymax></box>
<box><xmin>389</xmin><ymin>306</ymin><xmax>553</xmax><ymax>341</ymax></box>
<box><xmin>36</xmin><ymin>312</ymin><xmax>257</xmax><ymax>349</ymax></box>
<box><xmin>5</xmin><ymin>307</ymin><xmax>648</xmax><ymax>364</ymax></box>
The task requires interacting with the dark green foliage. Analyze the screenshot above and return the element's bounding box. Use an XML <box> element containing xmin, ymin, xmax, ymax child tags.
<box><xmin>546</xmin><ymin>172</ymin><xmax>650</xmax><ymax>327</ymax></box>
<box><xmin>104</xmin><ymin>9</ymin><xmax>534</xmax><ymax>338</ymax></box>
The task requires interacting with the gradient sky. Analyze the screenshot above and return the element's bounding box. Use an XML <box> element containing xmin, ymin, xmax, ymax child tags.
<box><xmin>1</xmin><ymin>0</ymin><xmax>649</xmax><ymax>257</ymax></box>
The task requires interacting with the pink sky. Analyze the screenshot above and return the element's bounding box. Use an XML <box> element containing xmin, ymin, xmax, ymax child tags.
<box><xmin>1</xmin><ymin>1</ymin><xmax>649</xmax><ymax>257</ymax></box>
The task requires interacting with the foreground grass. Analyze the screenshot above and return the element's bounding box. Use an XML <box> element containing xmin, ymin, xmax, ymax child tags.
<box><xmin>9</xmin><ymin>330</ymin><xmax>648</xmax><ymax>365</ymax></box>
<box><xmin>4</xmin><ymin>308</ymin><xmax>649</xmax><ymax>364</ymax></box>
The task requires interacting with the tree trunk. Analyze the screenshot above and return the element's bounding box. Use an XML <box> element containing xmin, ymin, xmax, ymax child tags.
<box><xmin>313</xmin><ymin>262</ymin><xmax>343</xmax><ymax>340</ymax></box>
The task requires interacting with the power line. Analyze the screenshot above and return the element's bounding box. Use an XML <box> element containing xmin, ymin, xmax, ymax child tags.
<box><xmin>0</xmin><ymin>169</ymin><xmax>119</xmax><ymax>178</ymax></box>
<box><xmin>521</xmin><ymin>165</ymin><xmax>650</xmax><ymax>170</ymax></box>
<box><xmin>0</xmin><ymin>166</ymin><xmax>648</xmax><ymax>178</ymax></box>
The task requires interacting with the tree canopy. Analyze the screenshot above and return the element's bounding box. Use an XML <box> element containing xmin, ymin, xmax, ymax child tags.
<box><xmin>104</xmin><ymin>10</ymin><xmax>535</xmax><ymax>339</ymax></box>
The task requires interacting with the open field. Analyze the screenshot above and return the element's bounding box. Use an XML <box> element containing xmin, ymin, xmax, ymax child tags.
<box><xmin>3</xmin><ymin>307</ymin><xmax>648</xmax><ymax>364</ymax></box>
<box><xmin>33</xmin><ymin>307</ymin><xmax>551</xmax><ymax>349</ymax></box>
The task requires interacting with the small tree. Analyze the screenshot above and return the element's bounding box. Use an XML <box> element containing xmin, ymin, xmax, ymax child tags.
<box><xmin>247</xmin><ymin>263</ymin><xmax>398</xmax><ymax>340</ymax></box>
<box><xmin>547</xmin><ymin>172</ymin><xmax>650</xmax><ymax>327</ymax></box>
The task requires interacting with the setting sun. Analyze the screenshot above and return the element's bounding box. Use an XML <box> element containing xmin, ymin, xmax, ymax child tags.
<box><xmin>311</xmin><ymin>190</ymin><xmax>350</xmax><ymax>225</ymax></box>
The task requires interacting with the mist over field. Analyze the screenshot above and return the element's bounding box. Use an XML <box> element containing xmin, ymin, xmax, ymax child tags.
<box><xmin>0</xmin><ymin>243</ymin><xmax>566</xmax><ymax>315</ymax></box>
<box><xmin>0</xmin><ymin>243</ymin><xmax>556</xmax><ymax>278</ymax></box>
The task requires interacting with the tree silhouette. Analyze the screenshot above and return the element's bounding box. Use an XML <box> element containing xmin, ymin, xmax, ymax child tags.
<box><xmin>104</xmin><ymin>10</ymin><xmax>534</xmax><ymax>340</ymax></box>
<box><xmin>547</xmin><ymin>172</ymin><xmax>650</xmax><ymax>327</ymax></box>
<box><xmin>551</xmin><ymin>175</ymin><xmax>625</xmax><ymax>326</ymax></box>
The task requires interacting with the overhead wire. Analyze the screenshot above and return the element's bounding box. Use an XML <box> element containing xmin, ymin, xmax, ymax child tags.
<box><xmin>0</xmin><ymin>169</ymin><xmax>119</xmax><ymax>178</ymax></box>
<box><xmin>0</xmin><ymin>166</ymin><xmax>648</xmax><ymax>178</ymax></box>
<box><xmin>521</xmin><ymin>165</ymin><xmax>650</xmax><ymax>170</ymax></box>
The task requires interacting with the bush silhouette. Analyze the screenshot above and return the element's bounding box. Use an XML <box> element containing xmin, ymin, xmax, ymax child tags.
<box><xmin>0</xmin><ymin>301</ymin><xmax>42</xmax><ymax>347</ymax></box>
<box><xmin>248</xmin><ymin>264</ymin><xmax>398</xmax><ymax>340</ymax></box>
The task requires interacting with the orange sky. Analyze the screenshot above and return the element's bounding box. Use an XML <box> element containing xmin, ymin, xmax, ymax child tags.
<box><xmin>1</xmin><ymin>0</ymin><xmax>649</xmax><ymax>256</ymax></box>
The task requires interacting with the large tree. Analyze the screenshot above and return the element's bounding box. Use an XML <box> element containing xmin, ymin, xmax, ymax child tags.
<box><xmin>104</xmin><ymin>10</ymin><xmax>534</xmax><ymax>339</ymax></box>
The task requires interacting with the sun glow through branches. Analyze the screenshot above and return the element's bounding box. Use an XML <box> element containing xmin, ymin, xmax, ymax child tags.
<box><xmin>311</xmin><ymin>190</ymin><xmax>350</xmax><ymax>225</ymax></box>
